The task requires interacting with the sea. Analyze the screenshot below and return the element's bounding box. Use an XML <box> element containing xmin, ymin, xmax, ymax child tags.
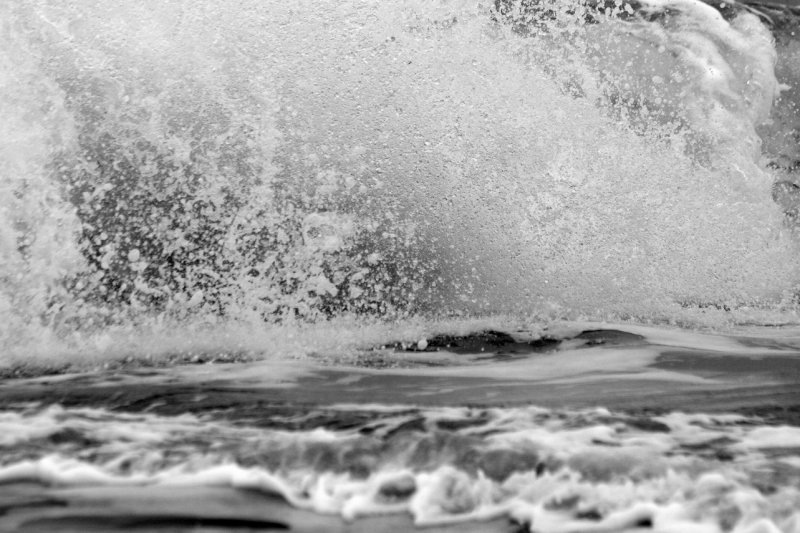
<box><xmin>2</xmin><ymin>0</ymin><xmax>800</xmax><ymax>531</ymax></box>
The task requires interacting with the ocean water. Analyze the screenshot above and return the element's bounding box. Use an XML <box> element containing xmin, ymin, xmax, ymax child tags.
<box><xmin>2</xmin><ymin>0</ymin><xmax>800</xmax><ymax>531</ymax></box>
<box><xmin>2</xmin><ymin>0</ymin><xmax>800</xmax><ymax>354</ymax></box>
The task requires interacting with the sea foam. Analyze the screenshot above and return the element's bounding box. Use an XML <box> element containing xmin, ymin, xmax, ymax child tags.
<box><xmin>1</xmin><ymin>0</ymin><xmax>799</xmax><ymax>358</ymax></box>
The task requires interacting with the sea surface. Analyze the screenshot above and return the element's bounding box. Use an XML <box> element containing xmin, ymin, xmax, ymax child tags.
<box><xmin>2</xmin><ymin>0</ymin><xmax>800</xmax><ymax>531</ymax></box>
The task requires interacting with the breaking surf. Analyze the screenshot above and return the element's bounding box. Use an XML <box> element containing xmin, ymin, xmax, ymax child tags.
<box><xmin>2</xmin><ymin>383</ymin><xmax>800</xmax><ymax>532</ymax></box>
<box><xmin>2</xmin><ymin>322</ymin><xmax>800</xmax><ymax>531</ymax></box>
<box><xmin>3</xmin><ymin>0</ymin><xmax>800</xmax><ymax>352</ymax></box>
<box><xmin>3</xmin><ymin>0</ymin><xmax>800</xmax><ymax>530</ymax></box>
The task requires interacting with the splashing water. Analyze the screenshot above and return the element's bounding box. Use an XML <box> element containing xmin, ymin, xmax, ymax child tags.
<box><xmin>3</xmin><ymin>404</ymin><xmax>800</xmax><ymax>532</ymax></box>
<box><xmin>1</xmin><ymin>0</ymin><xmax>799</xmax><ymax>358</ymax></box>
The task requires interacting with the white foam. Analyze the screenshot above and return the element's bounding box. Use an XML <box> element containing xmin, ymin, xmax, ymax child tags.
<box><xmin>0</xmin><ymin>405</ymin><xmax>798</xmax><ymax>530</ymax></box>
<box><xmin>1</xmin><ymin>0</ymin><xmax>799</xmax><ymax>359</ymax></box>
<box><xmin>736</xmin><ymin>426</ymin><xmax>800</xmax><ymax>450</ymax></box>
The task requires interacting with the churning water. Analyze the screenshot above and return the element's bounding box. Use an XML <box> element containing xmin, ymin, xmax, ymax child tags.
<box><xmin>3</xmin><ymin>1</ymin><xmax>800</xmax><ymax>531</ymax></box>
<box><xmin>2</xmin><ymin>0</ymin><xmax>800</xmax><ymax>361</ymax></box>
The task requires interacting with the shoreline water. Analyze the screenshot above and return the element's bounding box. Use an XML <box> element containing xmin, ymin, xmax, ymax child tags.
<box><xmin>3</xmin><ymin>0</ymin><xmax>800</xmax><ymax>530</ymax></box>
<box><xmin>1</xmin><ymin>327</ymin><xmax>799</xmax><ymax>532</ymax></box>
<box><xmin>2</xmin><ymin>324</ymin><xmax>799</xmax><ymax>420</ymax></box>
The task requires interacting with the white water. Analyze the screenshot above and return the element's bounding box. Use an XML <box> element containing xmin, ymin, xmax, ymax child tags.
<box><xmin>2</xmin><ymin>405</ymin><xmax>800</xmax><ymax>532</ymax></box>
<box><xmin>4</xmin><ymin>4</ymin><xmax>800</xmax><ymax>530</ymax></box>
<box><xmin>1</xmin><ymin>0</ymin><xmax>799</xmax><ymax>359</ymax></box>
